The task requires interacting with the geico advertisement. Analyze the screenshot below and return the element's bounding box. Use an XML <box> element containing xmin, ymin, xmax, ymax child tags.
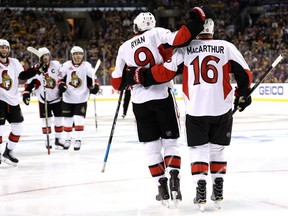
<box><xmin>18</xmin><ymin>83</ymin><xmax>288</xmax><ymax>102</ymax></box>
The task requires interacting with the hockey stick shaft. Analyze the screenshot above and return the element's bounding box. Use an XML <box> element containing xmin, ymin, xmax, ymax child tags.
<box><xmin>232</xmin><ymin>54</ymin><xmax>284</xmax><ymax>114</ymax></box>
<box><xmin>101</xmin><ymin>90</ymin><xmax>124</xmax><ymax>172</ymax></box>
<box><xmin>43</xmin><ymin>84</ymin><xmax>51</xmax><ymax>155</ymax></box>
<box><xmin>93</xmin><ymin>59</ymin><xmax>101</xmax><ymax>129</ymax></box>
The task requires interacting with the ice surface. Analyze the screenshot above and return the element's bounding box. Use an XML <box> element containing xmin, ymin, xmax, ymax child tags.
<box><xmin>0</xmin><ymin>99</ymin><xmax>287</xmax><ymax>216</ymax></box>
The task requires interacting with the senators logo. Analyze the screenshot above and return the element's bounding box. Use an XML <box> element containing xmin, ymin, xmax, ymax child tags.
<box><xmin>0</xmin><ymin>70</ymin><xmax>12</xmax><ymax>90</ymax></box>
<box><xmin>44</xmin><ymin>73</ymin><xmax>56</xmax><ymax>89</ymax></box>
<box><xmin>69</xmin><ymin>71</ymin><xmax>82</xmax><ymax>88</ymax></box>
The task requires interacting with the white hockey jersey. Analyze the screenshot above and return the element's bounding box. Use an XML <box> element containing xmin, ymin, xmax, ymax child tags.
<box><xmin>111</xmin><ymin>27</ymin><xmax>177</xmax><ymax>104</ymax></box>
<box><xmin>26</xmin><ymin>60</ymin><xmax>61</xmax><ymax>104</ymax></box>
<box><xmin>0</xmin><ymin>58</ymin><xmax>24</xmax><ymax>106</ymax></box>
<box><xmin>59</xmin><ymin>60</ymin><xmax>94</xmax><ymax>104</ymax></box>
<box><xmin>150</xmin><ymin>39</ymin><xmax>252</xmax><ymax>116</ymax></box>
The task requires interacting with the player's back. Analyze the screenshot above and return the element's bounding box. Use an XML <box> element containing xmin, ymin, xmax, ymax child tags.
<box><xmin>179</xmin><ymin>39</ymin><xmax>250</xmax><ymax>116</ymax></box>
<box><xmin>119</xmin><ymin>27</ymin><xmax>174</xmax><ymax>104</ymax></box>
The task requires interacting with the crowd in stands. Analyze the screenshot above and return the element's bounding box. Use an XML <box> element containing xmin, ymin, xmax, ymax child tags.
<box><xmin>0</xmin><ymin>1</ymin><xmax>287</xmax><ymax>84</ymax></box>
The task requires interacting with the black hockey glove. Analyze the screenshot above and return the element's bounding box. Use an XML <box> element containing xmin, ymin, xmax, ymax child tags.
<box><xmin>190</xmin><ymin>5</ymin><xmax>216</xmax><ymax>23</ymax></box>
<box><xmin>22</xmin><ymin>91</ymin><xmax>30</xmax><ymax>105</ymax></box>
<box><xmin>58</xmin><ymin>82</ymin><xmax>67</xmax><ymax>94</ymax></box>
<box><xmin>233</xmin><ymin>96</ymin><xmax>252</xmax><ymax>112</ymax></box>
<box><xmin>125</xmin><ymin>67</ymin><xmax>145</xmax><ymax>85</ymax></box>
<box><xmin>89</xmin><ymin>84</ymin><xmax>100</xmax><ymax>95</ymax></box>
<box><xmin>38</xmin><ymin>62</ymin><xmax>48</xmax><ymax>74</ymax></box>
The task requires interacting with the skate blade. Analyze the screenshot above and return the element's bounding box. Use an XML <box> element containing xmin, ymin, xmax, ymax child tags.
<box><xmin>214</xmin><ymin>201</ymin><xmax>221</xmax><ymax>209</ymax></box>
<box><xmin>198</xmin><ymin>203</ymin><xmax>205</xmax><ymax>212</ymax></box>
<box><xmin>55</xmin><ymin>145</ymin><xmax>64</xmax><ymax>150</ymax></box>
<box><xmin>160</xmin><ymin>200</ymin><xmax>170</xmax><ymax>208</ymax></box>
<box><xmin>171</xmin><ymin>191</ymin><xmax>180</xmax><ymax>208</ymax></box>
<box><xmin>2</xmin><ymin>158</ymin><xmax>18</xmax><ymax>167</ymax></box>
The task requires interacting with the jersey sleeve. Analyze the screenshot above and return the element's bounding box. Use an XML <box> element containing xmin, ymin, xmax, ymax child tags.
<box><xmin>227</xmin><ymin>42</ymin><xmax>253</xmax><ymax>96</ymax></box>
<box><xmin>155</xmin><ymin>18</ymin><xmax>204</xmax><ymax>48</ymax></box>
<box><xmin>110</xmin><ymin>45</ymin><xmax>126</xmax><ymax>90</ymax></box>
<box><xmin>143</xmin><ymin>48</ymin><xmax>185</xmax><ymax>86</ymax></box>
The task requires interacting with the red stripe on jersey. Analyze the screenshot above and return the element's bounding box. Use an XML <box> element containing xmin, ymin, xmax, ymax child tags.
<box><xmin>164</xmin><ymin>155</ymin><xmax>181</xmax><ymax>169</ymax></box>
<box><xmin>74</xmin><ymin>125</ymin><xmax>84</xmax><ymax>131</ymax></box>
<box><xmin>8</xmin><ymin>133</ymin><xmax>20</xmax><ymax>142</ymax></box>
<box><xmin>158</xmin><ymin>44</ymin><xmax>173</xmax><ymax>63</ymax></box>
<box><xmin>245</xmin><ymin>69</ymin><xmax>253</xmax><ymax>87</ymax></box>
<box><xmin>110</xmin><ymin>76</ymin><xmax>122</xmax><ymax>90</ymax></box>
<box><xmin>210</xmin><ymin>161</ymin><xmax>227</xmax><ymax>174</ymax></box>
<box><xmin>55</xmin><ymin>126</ymin><xmax>63</xmax><ymax>132</ymax></box>
<box><xmin>191</xmin><ymin>162</ymin><xmax>208</xmax><ymax>175</ymax></box>
<box><xmin>223</xmin><ymin>61</ymin><xmax>232</xmax><ymax>99</ymax></box>
<box><xmin>172</xmin><ymin>25</ymin><xmax>192</xmax><ymax>47</ymax></box>
<box><xmin>182</xmin><ymin>65</ymin><xmax>189</xmax><ymax>100</ymax></box>
<box><xmin>64</xmin><ymin>126</ymin><xmax>73</xmax><ymax>132</ymax></box>
<box><xmin>0</xmin><ymin>136</ymin><xmax>2</xmax><ymax>143</ymax></box>
<box><xmin>151</xmin><ymin>64</ymin><xmax>175</xmax><ymax>83</ymax></box>
<box><xmin>149</xmin><ymin>162</ymin><xmax>165</xmax><ymax>177</ymax></box>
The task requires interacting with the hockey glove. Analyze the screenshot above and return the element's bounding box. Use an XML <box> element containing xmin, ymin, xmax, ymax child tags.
<box><xmin>22</xmin><ymin>91</ymin><xmax>30</xmax><ymax>105</ymax></box>
<box><xmin>125</xmin><ymin>67</ymin><xmax>145</xmax><ymax>85</ymax></box>
<box><xmin>234</xmin><ymin>96</ymin><xmax>252</xmax><ymax>112</ymax></box>
<box><xmin>89</xmin><ymin>84</ymin><xmax>100</xmax><ymax>95</ymax></box>
<box><xmin>34</xmin><ymin>62</ymin><xmax>48</xmax><ymax>74</ymax></box>
<box><xmin>58</xmin><ymin>82</ymin><xmax>67</xmax><ymax>94</ymax></box>
<box><xmin>190</xmin><ymin>5</ymin><xmax>216</xmax><ymax>23</ymax></box>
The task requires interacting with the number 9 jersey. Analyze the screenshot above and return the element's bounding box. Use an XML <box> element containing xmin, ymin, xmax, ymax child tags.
<box><xmin>111</xmin><ymin>27</ymin><xmax>187</xmax><ymax>104</ymax></box>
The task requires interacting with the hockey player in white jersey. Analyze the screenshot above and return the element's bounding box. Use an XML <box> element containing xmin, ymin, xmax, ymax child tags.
<box><xmin>22</xmin><ymin>47</ymin><xmax>65</xmax><ymax>149</ymax></box>
<box><xmin>58</xmin><ymin>46</ymin><xmax>100</xmax><ymax>151</ymax></box>
<box><xmin>125</xmin><ymin>18</ymin><xmax>253</xmax><ymax>211</ymax></box>
<box><xmin>110</xmin><ymin>7</ymin><xmax>215</xmax><ymax>207</ymax></box>
<box><xmin>0</xmin><ymin>39</ymin><xmax>25</xmax><ymax>166</ymax></box>
<box><xmin>1</xmin><ymin>41</ymin><xmax>60</xmax><ymax>165</ymax></box>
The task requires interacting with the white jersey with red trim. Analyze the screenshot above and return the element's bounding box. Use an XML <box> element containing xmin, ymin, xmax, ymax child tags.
<box><xmin>59</xmin><ymin>60</ymin><xmax>94</xmax><ymax>104</ymax></box>
<box><xmin>163</xmin><ymin>39</ymin><xmax>251</xmax><ymax>116</ymax></box>
<box><xmin>0</xmin><ymin>57</ymin><xmax>24</xmax><ymax>106</ymax></box>
<box><xmin>26</xmin><ymin>60</ymin><xmax>61</xmax><ymax>104</ymax></box>
<box><xmin>111</xmin><ymin>27</ymin><xmax>176</xmax><ymax>104</ymax></box>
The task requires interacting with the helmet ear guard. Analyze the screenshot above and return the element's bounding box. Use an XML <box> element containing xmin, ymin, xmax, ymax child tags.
<box><xmin>133</xmin><ymin>12</ymin><xmax>156</xmax><ymax>34</ymax></box>
<box><xmin>199</xmin><ymin>18</ymin><xmax>214</xmax><ymax>35</ymax></box>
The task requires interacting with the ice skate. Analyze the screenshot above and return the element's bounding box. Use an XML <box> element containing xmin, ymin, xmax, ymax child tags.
<box><xmin>211</xmin><ymin>177</ymin><xmax>224</xmax><ymax>209</ymax></box>
<box><xmin>156</xmin><ymin>177</ymin><xmax>170</xmax><ymax>208</ymax></box>
<box><xmin>193</xmin><ymin>179</ymin><xmax>206</xmax><ymax>212</ymax></box>
<box><xmin>2</xmin><ymin>143</ymin><xmax>19</xmax><ymax>167</ymax></box>
<box><xmin>122</xmin><ymin>114</ymin><xmax>126</xmax><ymax>118</ymax></box>
<box><xmin>169</xmin><ymin>170</ymin><xmax>182</xmax><ymax>207</ymax></box>
<box><xmin>55</xmin><ymin>138</ymin><xmax>65</xmax><ymax>149</ymax></box>
<box><xmin>74</xmin><ymin>140</ymin><xmax>81</xmax><ymax>151</ymax></box>
<box><xmin>63</xmin><ymin>140</ymin><xmax>71</xmax><ymax>150</ymax></box>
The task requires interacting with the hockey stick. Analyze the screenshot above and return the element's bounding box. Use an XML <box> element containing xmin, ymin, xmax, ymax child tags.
<box><xmin>93</xmin><ymin>59</ymin><xmax>101</xmax><ymax>129</ymax></box>
<box><xmin>27</xmin><ymin>46</ymin><xmax>41</xmax><ymax>58</ymax></box>
<box><xmin>101</xmin><ymin>90</ymin><xmax>124</xmax><ymax>172</ymax></box>
<box><xmin>42</xmin><ymin>76</ymin><xmax>51</xmax><ymax>155</ymax></box>
<box><xmin>232</xmin><ymin>54</ymin><xmax>284</xmax><ymax>114</ymax></box>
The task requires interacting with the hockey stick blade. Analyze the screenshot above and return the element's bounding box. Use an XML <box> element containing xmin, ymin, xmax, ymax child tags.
<box><xmin>94</xmin><ymin>59</ymin><xmax>101</xmax><ymax>74</ymax></box>
<box><xmin>27</xmin><ymin>46</ymin><xmax>41</xmax><ymax>58</ymax></box>
<box><xmin>233</xmin><ymin>54</ymin><xmax>284</xmax><ymax>115</ymax></box>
